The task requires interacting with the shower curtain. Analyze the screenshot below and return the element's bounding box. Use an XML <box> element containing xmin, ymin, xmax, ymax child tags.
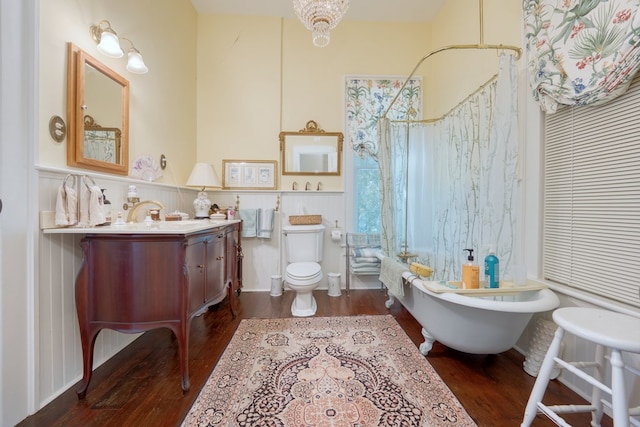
<box><xmin>378</xmin><ymin>53</ymin><xmax>519</xmax><ymax>281</ymax></box>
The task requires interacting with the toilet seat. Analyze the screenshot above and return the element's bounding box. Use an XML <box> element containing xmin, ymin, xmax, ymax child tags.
<box><xmin>285</xmin><ymin>262</ymin><xmax>323</xmax><ymax>286</ymax></box>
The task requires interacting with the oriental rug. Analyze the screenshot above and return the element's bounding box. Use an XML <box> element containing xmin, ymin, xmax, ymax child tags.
<box><xmin>181</xmin><ymin>315</ymin><xmax>476</xmax><ymax>426</ymax></box>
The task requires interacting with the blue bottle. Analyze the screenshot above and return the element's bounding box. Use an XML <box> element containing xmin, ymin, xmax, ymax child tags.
<box><xmin>484</xmin><ymin>248</ymin><xmax>499</xmax><ymax>288</ymax></box>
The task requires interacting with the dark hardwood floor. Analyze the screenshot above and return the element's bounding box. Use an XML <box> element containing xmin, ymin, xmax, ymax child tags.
<box><xmin>17</xmin><ymin>290</ymin><xmax>612</xmax><ymax>427</ymax></box>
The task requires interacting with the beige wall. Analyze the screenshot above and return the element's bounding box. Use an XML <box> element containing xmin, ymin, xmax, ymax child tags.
<box><xmin>426</xmin><ymin>0</ymin><xmax>521</xmax><ymax>117</ymax></box>
<box><xmin>38</xmin><ymin>1</ymin><xmax>519</xmax><ymax>190</ymax></box>
<box><xmin>196</xmin><ymin>15</ymin><xmax>430</xmax><ymax>191</ymax></box>
<box><xmin>38</xmin><ymin>0</ymin><xmax>198</xmax><ymax>184</ymax></box>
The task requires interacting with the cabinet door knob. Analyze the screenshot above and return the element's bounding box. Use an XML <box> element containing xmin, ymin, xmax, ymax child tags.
<box><xmin>197</xmin><ymin>264</ymin><xmax>204</xmax><ymax>268</ymax></box>
<box><xmin>216</xmin><ymin>256</ymin><xmax>224</xmax><ymax>261</ymax></box>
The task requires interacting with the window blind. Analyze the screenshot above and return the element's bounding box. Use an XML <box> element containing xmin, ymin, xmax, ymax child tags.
<box><xmin>544</xmin><ymin>75</ymin><xmax>640</xmax><ymax>308</ymax></box>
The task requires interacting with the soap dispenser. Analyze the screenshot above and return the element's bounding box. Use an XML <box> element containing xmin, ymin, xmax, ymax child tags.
<box><xmin>462</xmin><ymin>248</ymin><xmax>479</xmax><ymax>289</ymax></box>
<box><xmin>484</xmin><ymin>247</ymin><xmax>500</xmax><ymax>288</ymax></box>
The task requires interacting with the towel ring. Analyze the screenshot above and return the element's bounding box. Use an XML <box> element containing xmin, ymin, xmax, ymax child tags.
<box><xmin>82</xmin><ymin>175</ymin><xmax>97</xmax><ymax>189</ymax></box>
<box><xmin>63</xmin><ymin>174</ymin><xmax>77</xmax><ymax>189</ymax></box>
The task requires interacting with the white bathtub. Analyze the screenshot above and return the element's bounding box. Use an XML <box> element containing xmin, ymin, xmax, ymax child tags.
<box><xmin>385</xmin><ymin>273</ymin><xmax>560</xmax><ymax>355</ymax></box>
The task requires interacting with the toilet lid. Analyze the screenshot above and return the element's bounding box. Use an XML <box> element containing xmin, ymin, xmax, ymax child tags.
<box><xmin>286</xmin><ymin>262</ymin><xmax>322</xmax><ymax>280</ymax></box>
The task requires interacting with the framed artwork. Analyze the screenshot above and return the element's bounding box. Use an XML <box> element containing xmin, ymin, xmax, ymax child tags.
<box><xmin>222</xmin><ymin>160</ymin><xmax>277</xmax><ymax>190</ymax></box>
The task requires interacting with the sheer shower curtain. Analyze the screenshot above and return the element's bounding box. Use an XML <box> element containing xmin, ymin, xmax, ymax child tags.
<box><xmin>379</xmin><ymin>53</ymin><xmax>519</xmax><ymax>281</ymax></box>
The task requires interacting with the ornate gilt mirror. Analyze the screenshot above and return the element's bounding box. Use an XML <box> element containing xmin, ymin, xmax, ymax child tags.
<box><xmin>67</xmin><ymin>43</ymin><xmax>129</xmax><ymax>175</ymax></box>
<box><xmin>280</xmin><ymin>120</ymin><xmax>343</xmax><ymax>176</ymax></box>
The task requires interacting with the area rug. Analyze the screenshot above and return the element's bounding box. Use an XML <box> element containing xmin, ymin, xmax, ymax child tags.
<box><xmin>181</xmin><ymin>315</ymin><xmax>476</xmax><ymax>426</ymax></box>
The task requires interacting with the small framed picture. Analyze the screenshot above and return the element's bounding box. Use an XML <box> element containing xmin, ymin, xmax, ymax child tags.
<box><xmin>222</xmin><ymin>160</ymin><xmax>277</xmax><ymax>190</ymax></box>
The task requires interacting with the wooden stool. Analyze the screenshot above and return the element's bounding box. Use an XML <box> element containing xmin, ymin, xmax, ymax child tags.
<box><xmin>521</xmin><ymin>307</ymin><xmax>640</xmax><ymax>427</ymax></box>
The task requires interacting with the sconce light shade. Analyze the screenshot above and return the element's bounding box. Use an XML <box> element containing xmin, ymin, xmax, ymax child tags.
<box><xmin>186</xmin><ymin>163</ymin><xmax>221</xmax><ymax>219</ymax></box>
<box><xmin>97</xmin><ymin>31</ymin><xmax>123</xmax><ymax>58</ymax></box>
<box><xmin>126</xmin><ymin>49</ymin><xmax>148</xmax><ymax>74</ymax></box>
<box><xmin>90</xmin><ymin>22</ymin><xmax>149</xmax><ymax>73</ymax></box>
<box><xmin>90</xmin><ymin>21</ymin><xmax>124</xmax><ymax>58</ymax></box>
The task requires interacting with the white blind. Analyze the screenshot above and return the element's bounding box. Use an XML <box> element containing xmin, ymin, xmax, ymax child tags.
<box><xmin>544</xmin><ymin>75</ymin><xmax>640</xmax><ymax>309</ymax></box>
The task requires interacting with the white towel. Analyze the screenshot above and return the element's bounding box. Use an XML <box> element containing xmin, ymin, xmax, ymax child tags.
<box><xmin>379</xmin><ymin>257</ymin><xmax>409</xmax><ymax>297</ymax></box>
<box><xmin>79</xmin><ymin>185</ymin><xmax>105</xmax><ymax>227</ymax></box>
<box><xmin>257</xmin><ymin>208</ymin><xmax>274</xmax><ymax>239</ymax></box>
<box><xmin>54</xmin><ymin>184</ymin><xmax>78</xmax><ymax>226</ymax></box>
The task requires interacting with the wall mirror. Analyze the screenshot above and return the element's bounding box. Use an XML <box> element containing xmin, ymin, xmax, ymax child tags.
<box><xmin>67</xmin><ymin>43</ymin><xmax>129</xmax><ymax>175</ymax></box>
<box><xmin>280</xmin><ymin>120</ymin><xmax>343</xmax><ymax>176</ymax></box>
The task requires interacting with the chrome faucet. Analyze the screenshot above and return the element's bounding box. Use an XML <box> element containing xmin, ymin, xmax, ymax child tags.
<box><xmin>126</xmin><ymin>200</ymin><xmax>166</xmax><ymax>223</ymax></box>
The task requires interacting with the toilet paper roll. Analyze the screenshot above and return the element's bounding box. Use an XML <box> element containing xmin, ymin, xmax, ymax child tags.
<box><xmin>331</xmin><ymin>228</ymin><xmax>342</xmax><ymax>241</ymax></box>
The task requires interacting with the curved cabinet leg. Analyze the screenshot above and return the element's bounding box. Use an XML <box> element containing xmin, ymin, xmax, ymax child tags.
<box><xmin>76</xmin><ymin>329</ymin><xmax>100</xmax><ymax>399</ymax></box>
<box><xmin>171</xmin><ymin>323</ymin><xmax>191</xmax><ymax>392</ymax></box>
<box><xmin>419</xmin><ymin>328</ymin><xmax>435</xmax><ymax>356</ymax></box>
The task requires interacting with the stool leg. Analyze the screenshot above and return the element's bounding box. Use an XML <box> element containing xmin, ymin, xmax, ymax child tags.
<box><xmin>521</xmin><ymin>326</ymin><xmax>565</xmax><ymax>427</ymax></box>
<box><xmin>590</xmin><ymin>344</ymin><xmax>605</xmax><ymax>427</ymax></box>
<box><xmin>610</xmin><ymin>349</ymin><xmax>629</xmax><ymax>427</ymax></box>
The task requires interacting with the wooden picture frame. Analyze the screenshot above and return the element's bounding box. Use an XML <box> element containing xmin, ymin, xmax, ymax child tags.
<box><xmin>222</xmin><ymin>160</ymin><xmax>277</xmax><ymax>190</ymax></box>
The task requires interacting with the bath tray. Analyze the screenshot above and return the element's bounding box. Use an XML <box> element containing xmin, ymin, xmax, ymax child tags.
<box><xmin>421</xmin><ymin>280</ymin><xmax>547</xmax><ymax>295</ymax></box>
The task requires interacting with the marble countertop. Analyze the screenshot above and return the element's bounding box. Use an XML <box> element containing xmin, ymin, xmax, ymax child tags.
<box><xmin>42</xmin><ymin>219</ymin><xmax>240</xmax><ymax>235</ymax></box>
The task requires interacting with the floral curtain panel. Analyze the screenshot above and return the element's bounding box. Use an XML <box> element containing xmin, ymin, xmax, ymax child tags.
<box><xmin>345</xmin><ymin>77</ymin><xmax>421</xmax><ymax>159</ymax></box>
<box><xmin>524</xmin><ymin>0</ymin><xmax>640</xmax><ymax>113</ymax></box>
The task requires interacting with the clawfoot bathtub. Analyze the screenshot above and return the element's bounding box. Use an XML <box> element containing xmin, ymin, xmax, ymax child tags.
<box><xmin>385</xmin><ymin>274</ymin><xmax>559</xmax><ymax>355</ymax></box>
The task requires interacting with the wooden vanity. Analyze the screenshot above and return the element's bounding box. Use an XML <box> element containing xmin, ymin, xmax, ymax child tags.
<box><xmin>44</xmin><ymin>220</ymin><xmax>242</xmax><ymax>398</ymax></box>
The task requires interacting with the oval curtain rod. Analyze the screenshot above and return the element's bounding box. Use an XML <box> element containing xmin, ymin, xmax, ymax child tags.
<box><xmin>381</xmin><ymin>0</ymin><xmax>522</xmax><ymax>121</ymax></box>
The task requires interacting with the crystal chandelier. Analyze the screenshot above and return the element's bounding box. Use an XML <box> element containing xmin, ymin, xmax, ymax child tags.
<box><xmin>293</xmin><ymin>0</ymin><xmax>350</xmax><ymax>47</ymax></box>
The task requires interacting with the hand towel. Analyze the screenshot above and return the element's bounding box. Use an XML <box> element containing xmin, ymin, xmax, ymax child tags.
<box><xmin>239</xmin><ymin>209</ymin><xmax>258</xmax><ymax>238</ymax></box>
<box><xmin>379</xmin><ymin>257</ymin><xmax>409</xmax><ymax>297</ymax></box>
<box><xmin>54</xmin><ymin>183</ymin><xmax>78</xmax><ymax>226</ymax></box>
<box><xmin>79</xmin><ymin>185</ymin><xmax>105</xmax><ymax>227</ymax></box>
<box><xmin>257</xmin><ymin>208</ymin><xmax>274</xmax><ymax>239</ymax></box>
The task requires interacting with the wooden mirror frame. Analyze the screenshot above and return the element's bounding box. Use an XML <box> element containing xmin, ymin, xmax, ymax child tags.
<box><xmin>279</xmin><ymin>120</ymin><xmax>343</xmax><ymax>176</ymax></box>
<box><xmin>67</xmin><ymin>43</ymin><xmax>129</xmax><ymax>175</ymax></box>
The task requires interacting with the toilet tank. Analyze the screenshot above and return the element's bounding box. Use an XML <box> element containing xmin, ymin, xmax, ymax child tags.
<box><xmin>283</xmin><ymin>224</ymin><xmax>325</xmax><ymax>263</ymax></box>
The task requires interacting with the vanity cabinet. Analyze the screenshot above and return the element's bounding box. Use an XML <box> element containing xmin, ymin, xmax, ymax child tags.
<box><xmin>73</xmin><ymin>222</ymin><xmax>241</xmax><ymax>399</ymax></box>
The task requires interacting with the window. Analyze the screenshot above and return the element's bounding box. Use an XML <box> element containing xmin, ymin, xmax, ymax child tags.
<box><xmin>543</xmin><ymin>75</ymin><xmax>640</xmax><ymax>309</ymax></box>
<box><xmin>345</xmin><ymin>77</ymin><xmax>422</xmax><ymax>234</ymax></box>
<box><xmin>352</xmin><ymin>155</ymin><xmax>380</xmax><ymax>233</ymax></box>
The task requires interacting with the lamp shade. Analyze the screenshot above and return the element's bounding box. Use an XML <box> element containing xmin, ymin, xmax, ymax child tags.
<box><xmin>97</xmin><ymin>30</ymin><xmax>123</xmax><ymax>58</ymax></box>
<box><xmin>186</xmin><ymin>163</ymin><xmax>221</xmax><ymax>189</ymax></box>
<box><xmin>126</xmin><ymin>49</ymin><xmax>148</xmax><ymax>74</ymax></box>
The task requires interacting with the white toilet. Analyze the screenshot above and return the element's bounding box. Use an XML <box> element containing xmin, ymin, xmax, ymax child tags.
<box><xmin>282</xmin><ymin>223</ymin><xmax>325</xmax><ymax>317</ymax></box>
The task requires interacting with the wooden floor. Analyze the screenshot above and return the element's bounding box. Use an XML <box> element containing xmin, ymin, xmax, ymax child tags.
<box><xmin>17</xmin><ymin>290</ymin><xmax>612</xmax><ymax>427</ymax></box>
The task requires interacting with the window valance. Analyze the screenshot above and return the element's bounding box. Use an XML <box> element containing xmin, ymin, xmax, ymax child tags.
<box><xmin>524</xmin><ymin>0</ymin><xmax>640</xmax><ymax>113</ymax></box>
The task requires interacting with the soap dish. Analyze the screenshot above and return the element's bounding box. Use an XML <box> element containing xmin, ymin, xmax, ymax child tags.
<box><xmin>210</xmin><ymin>213</ymin><xmax>226</xmax><ymax>220</ymax></box>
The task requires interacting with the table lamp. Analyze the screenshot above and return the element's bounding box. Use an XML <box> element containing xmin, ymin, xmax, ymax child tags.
<box><xmin>186</xmin><ymin>163</ymin><xmax>221</xmax><ymax>219</ymax></box>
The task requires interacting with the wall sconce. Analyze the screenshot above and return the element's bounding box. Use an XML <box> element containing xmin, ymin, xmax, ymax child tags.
<box><xmin>89</xmin><ymin>20</ymin><xmax>148</xmax><ymax>74</ymax></box>
<box><xmin>186</xmin><ymin>163</ymin><xmax>221</xmax><ymax>219</ymax></box>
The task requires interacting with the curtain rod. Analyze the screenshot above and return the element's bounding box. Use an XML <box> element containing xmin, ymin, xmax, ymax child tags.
<box><xmin>381</xmin><ymin>43</ymin><xmax>520</xmax><ymax>120</ymax></box>
<box><xmin>387</xmin><ymin>73</ymin><xmax>499</xmax><ymax>125</ymax></box>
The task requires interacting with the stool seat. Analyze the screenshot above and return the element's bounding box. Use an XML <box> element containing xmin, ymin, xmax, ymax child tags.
<box><xmin>553</xmin><ymin>308</ymin><xmax>640</xmax><ymax>353</ymax></box>
<box><xmin>522</xmin><ymin>307</ymin><xmax>640</xmax><ymax>427</ymax></box>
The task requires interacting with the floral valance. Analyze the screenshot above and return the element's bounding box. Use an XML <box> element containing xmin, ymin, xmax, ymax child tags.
<box><xmin>524</xmin><ymin>0</ymin><xmax>640</xmax><ymax>113</ymax></box>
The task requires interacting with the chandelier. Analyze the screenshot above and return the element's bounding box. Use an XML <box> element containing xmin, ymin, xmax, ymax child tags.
<box><xmin>293</xmin><ymin>0</ymin><xmax>350</xmax><ymax>47</ymax></box>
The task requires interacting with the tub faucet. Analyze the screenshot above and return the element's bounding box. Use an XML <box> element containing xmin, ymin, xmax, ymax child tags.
<box><xmin>126</xmin><ymin>200</ymin><xmax>166</xmax><ymax>223</ymax></box>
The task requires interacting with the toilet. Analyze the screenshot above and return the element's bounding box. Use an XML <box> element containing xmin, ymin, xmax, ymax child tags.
<box><xmin>282</xmin><ymin>223</ymin><xmax>325</xmax><ymax>317</ymax></box>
